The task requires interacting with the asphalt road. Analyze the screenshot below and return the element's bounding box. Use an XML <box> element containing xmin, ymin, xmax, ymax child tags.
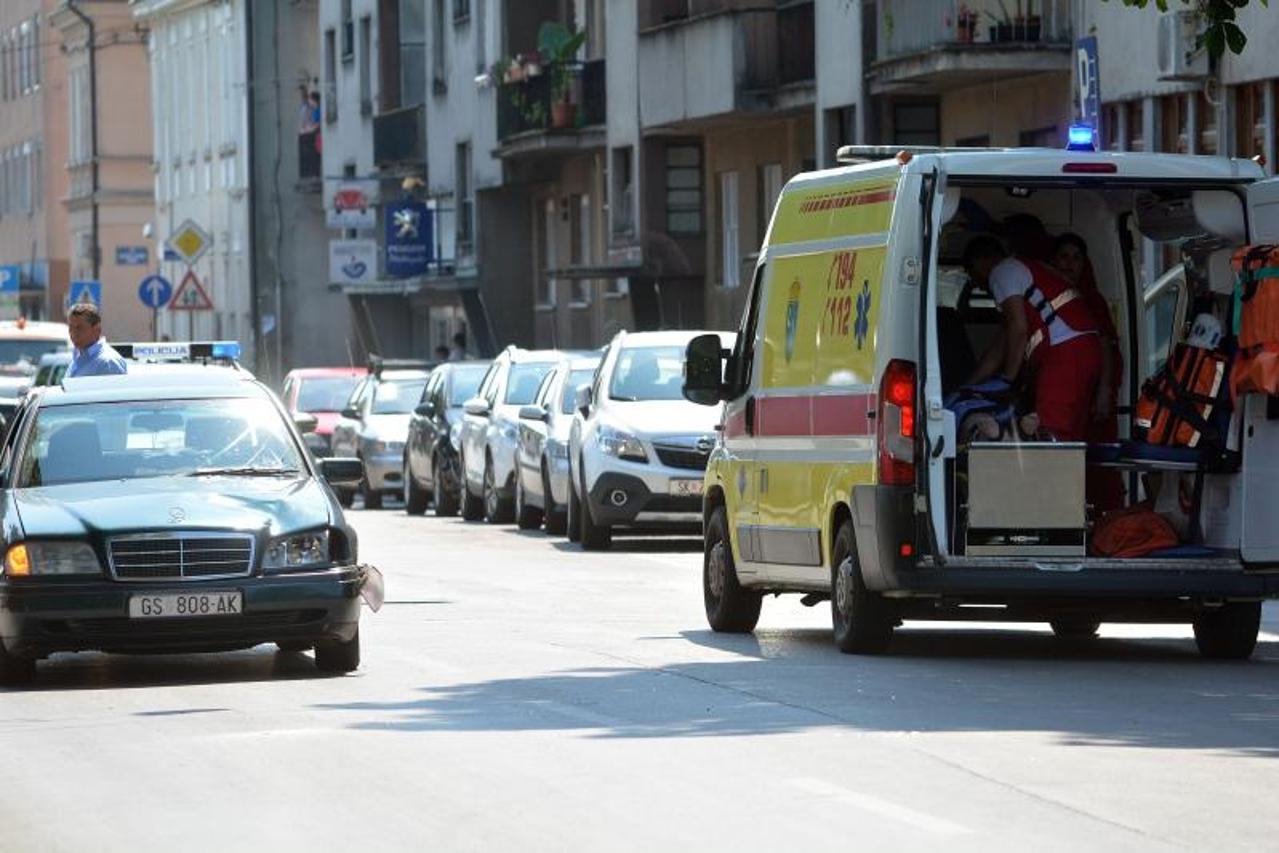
<box><xmin>4</xmin><ymin>504</ymin><xmax>1279</xmax><ymax>852</ymax></box>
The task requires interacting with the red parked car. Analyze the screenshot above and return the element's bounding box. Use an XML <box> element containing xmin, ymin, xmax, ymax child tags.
<box><xmin>281</xmin><ymin>367</ymin><xmax>368</xmax><ymax>458</ymax></box>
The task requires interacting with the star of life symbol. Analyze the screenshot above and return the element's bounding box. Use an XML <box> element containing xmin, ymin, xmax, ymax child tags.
<box><xmin>854</xmin><ymin>280</ymin><xmax>872</xmax><ymax>350</ymax></box>
<box><xmin>394</xmin><ymin>207</ymin><xmax>421</xmax><ymax>240</ymax></box>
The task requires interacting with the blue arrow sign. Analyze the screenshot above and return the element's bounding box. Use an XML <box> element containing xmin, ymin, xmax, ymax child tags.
<box><xmin>138</xmin><ymin>275</ymin><xmax>173</xmax><ymax>309</ymax></box>
<box><xmin>0</xmin><ymin>265</ymin><xmax>18</xmax><ymax>295</ymax></box>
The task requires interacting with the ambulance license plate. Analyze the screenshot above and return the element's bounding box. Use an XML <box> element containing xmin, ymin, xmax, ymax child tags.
<box><xmin>128</xmin><ymin>591</ymin><xmax>242</xmax><ymax>619</ymax></box>
<box><xmin>669</xmin><ymin>479</ymin><xmax>704</xmax><ymax>498</ymax></box>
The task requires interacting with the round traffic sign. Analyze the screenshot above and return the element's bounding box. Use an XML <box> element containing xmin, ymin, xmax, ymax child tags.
<box><xmin>138</xmin><ymin>275</ymin><xmax>173</xmax><ymax>309</ymax></box>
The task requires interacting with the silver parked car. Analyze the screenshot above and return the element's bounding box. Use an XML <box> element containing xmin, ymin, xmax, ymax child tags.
<box><xmin>331</xmin><ymin>362</ymin><xmax>430</xmax><ymax>509</ymax></box>
<box><xmin>567</xmin><ymin>330</ymin><xmax>734</xmax><ymax>550</ymax></box>
<box><xmin>458</xmin><ymin>347</ymin><xmax>563</xmax><ymax>523</ymax></box>
<box><xmin>514</xmin><ymin>354</ymin><xmax>601</xmax><ymax>533</ymax></box>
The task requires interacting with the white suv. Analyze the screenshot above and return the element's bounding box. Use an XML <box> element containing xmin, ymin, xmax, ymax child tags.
<box><xmin>568</xmin><ymin>330</ymin><xmax>734</xmax><ymax>550</ymax></box>
<box><xmin>458</xmin><ymin>347</ymin><xmax>562</xmax><ymax>523</ymax></box>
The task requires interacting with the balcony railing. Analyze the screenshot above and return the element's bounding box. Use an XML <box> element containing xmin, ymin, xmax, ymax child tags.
<box><xmin>874</xmin><ymin>0</ymin><xmax>1070</xmax><ymax>62</ymax></box>
<box><xmin>373</xmin><ymin>104</ymin><xmax>425</xmax><ymax>168</ymax></box>
<box><xmin>497</xmin><ymin>60</ymin><xmax>607</xmax><ymax>143</ymax></box>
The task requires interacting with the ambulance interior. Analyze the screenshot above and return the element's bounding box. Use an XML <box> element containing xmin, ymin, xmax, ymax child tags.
<box><xmin>933</xmin><ymin>183</ymin><xmax>1252</xmax><ymax>561</ymax></box>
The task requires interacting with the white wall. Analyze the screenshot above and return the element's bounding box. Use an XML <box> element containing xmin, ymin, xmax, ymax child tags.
<box><xmin>138</xmin><ymin>0</ymin><xmax>252</xmax><ymax>354</ymax></box>
<box><xmin>319</xmin><ymin>0</ymin><xmax>378</xmax><ymax>182</ymax></box>
<box><xmin>815</xmin><ymin>0</ymin><xmax>862</xmax><ymax>163</ymax></box>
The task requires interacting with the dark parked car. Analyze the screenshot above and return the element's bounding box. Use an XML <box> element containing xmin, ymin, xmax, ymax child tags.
<box><xmin>0</xmin><ymin>367</ymin><xmax>380</xmax><ymax>685</ymax></box>
<box><xmin>403</xmin><ymin>360</ymin><xmax>490</xmax><ymax>516</ymax></box>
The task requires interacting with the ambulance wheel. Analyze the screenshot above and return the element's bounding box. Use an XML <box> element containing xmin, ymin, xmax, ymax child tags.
<box><xmin>1193</xmin><ymin>602</ymin><xmax>1261</xmax><ymax>660</ymax></box>
<box><xmin>1050</xmin><ymin>619</ymin><xmax>1101</xmax><ymax>639</ymax></box>
<box><xmin>703</xmin><ymin>506</ymin><xmax>761</xmax><ymax>632</ymax></box>
<box><xmin>830</xmin><ymin>520</ymin><xmax>894</xmax><ymax>655</ymax></box>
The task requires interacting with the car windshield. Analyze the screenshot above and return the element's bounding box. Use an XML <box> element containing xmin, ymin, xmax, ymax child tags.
<box><xmin>447</xmin><ymin>365</ymin><xmax>488</xmax><ymax>406</ymax></box>
<box><xmin>372</xmin><ymin>379</ymin><xmax>426</xmax><ymax>414</ymax></box>
<box><xmin>608</xmin><ymin>346</ymin><xmax>687</xmax><ymax>402</ymax></box>
<box><xmin>0</xmin><ymin>341</ymin><xmax>66</xmax><ymax>371</ymax></box>
<box><xmin>297</xmin><ymin>375</ymin><xmax>363</xmax><ymax>412</ymax></box>
<box><xmin>17</xmin><ymin>397</ymin><xmax>306</xmax><ymax>487</ymax></box>
<box><xmin>561</xmin><ymin>368</ymin><xmax>597</xmax><ymax>414</ymax></box>
<box><xmin>505</xmin><ymin>363</ymin><xmax>555</xmax><ymax>405</ymax></box>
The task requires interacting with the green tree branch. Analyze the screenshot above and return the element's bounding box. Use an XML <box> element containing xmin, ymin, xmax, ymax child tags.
<box><xmin>1103</xmin><ymin>0</ymin><xmax>1269</xmax><ymax>58</ymax></box>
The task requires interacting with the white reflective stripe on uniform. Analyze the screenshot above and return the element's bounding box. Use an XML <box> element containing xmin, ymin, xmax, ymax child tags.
<box><xmin>1023</xmin><ymin>288</ymin><xmax>1083</xmax><ymax>358</ymax></box>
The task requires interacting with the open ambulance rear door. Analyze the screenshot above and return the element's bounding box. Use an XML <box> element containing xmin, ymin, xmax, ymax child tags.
<box><xmin>1240</xmin><ymin>177</ymin><xmax>1279</xmax><ymax>563</ymax></box>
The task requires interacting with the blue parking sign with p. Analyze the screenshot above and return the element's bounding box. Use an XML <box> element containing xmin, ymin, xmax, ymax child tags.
<box><xmin>0</xmin><ymin>266</ymin><xmax>18</xmax><ymax>294</ymax></box>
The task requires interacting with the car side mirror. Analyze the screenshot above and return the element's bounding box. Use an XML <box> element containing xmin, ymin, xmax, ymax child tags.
<box><xmin>318</xmin><ymin>457</ymin><xmax>364</xmax><ymax>488</ymax></box>
<box><xmin>341</xmin><ymin>405</ymin><xmax>360</xmax><ymax>420</ymax></box>
<box><xmin>574</xmin><ymin>384</ymin><xmax>592</xmax><ymax>416</ymax></box>
<box><xmin>463</xmin><ymin>397</ymin><xmax>491</xmax><ymax>418</ymax></box>
<box><xmin>683</xmin><ymin>333</ymin><xmax>728</xmax><ymax>406</ymax></box>
<box><xmin>518</xmin><ymin>404</ymin><xmax>548</xmax><ymax>422</ymax></box>
<box><xmin>415</xmin><ymin>401</ymin><xmax>436</xmax><ymax>418</ymax></box>
<box><xmin>294</xmin><ymin>412</ymin><xmax>319</xmax><ymax>434</ymax></box>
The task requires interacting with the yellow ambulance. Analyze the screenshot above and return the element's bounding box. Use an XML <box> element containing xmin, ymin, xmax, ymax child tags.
<box><xmin>683</xmin><ymin>133</ymin><xmax>1279</xmax><ymax>658</ymax></box>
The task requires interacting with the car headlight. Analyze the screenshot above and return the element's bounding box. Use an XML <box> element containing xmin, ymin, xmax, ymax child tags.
<box><xmin>597</xmin><ymin>426</ymin><xmax>647</xmax><ymax>463</ymax></box>
<box><xmin>3</xmin><ymin>541</ymin><xmax>101</xmax><ymax>576</ymax></box>
<box><xmin>263</xmin><ymin>530</ymin><xmax>331</xmax><ymax>572</ymax></box>
<box><xmin>547</xmin><ymin>438</ymin><xmax>569</xmax><ymax>460</ymax></box>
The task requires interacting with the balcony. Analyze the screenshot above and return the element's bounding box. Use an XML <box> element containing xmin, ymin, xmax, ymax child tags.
<box><xmin>868</xmin><ymin>0</ymin><xmax>1071</xmax><ymax>95</ymax></box>
<box><xmin>638</xmin><ymin>3</ymin><xmax>814</xmax><ymax>130</ymax></box>
<box><xmin>495</xmin><ymin>59</ymin><xmax>607</xmax><ymax>160</ymax></box>
<box><xmin>373</xmin><ymin>104</ymin><xmax>426</xmax><ymax>171</ymax></box>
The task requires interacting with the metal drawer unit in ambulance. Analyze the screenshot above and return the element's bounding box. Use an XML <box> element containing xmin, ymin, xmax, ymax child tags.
<box><xmin>685</xmin><ymin>141</ymin><xmax>1279</xmax><ymax>660</ymax></box>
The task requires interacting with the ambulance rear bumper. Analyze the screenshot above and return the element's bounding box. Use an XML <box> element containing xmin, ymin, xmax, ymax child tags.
<box><xmin>853</xmin><ymin>485</ymin><xmax>1279</xmax><ymax>599</ymax></box>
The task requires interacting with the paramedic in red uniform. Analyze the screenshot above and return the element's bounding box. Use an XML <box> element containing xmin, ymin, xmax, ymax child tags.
<box><xmin>964</xmin><ymin>236</ymin><xmax>1103</xmax><ymax>442</ymax></box>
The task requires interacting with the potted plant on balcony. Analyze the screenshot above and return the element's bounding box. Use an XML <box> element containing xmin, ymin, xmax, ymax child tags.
<box><xmin>538</xmin><ymin>21</ymin><xmax>586</xmax><ymax>129</ymax></box>
<box><xmin>985</xmin><ymin>2</ymin><xmax>1013</xmax><ymax>43</ymax></box>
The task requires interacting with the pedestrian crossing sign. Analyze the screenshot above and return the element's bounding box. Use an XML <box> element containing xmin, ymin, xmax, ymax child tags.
<box><xmin>66</xmin><ymin>280</ymin><xmax>102</xmax><ymax>311</ymax></box>
<box><xmin>169</xmin><ymin>269</ymin><xmax>214</xmax><ymax>311</ymax></box>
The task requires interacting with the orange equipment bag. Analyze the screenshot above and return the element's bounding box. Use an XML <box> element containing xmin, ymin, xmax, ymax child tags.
<box><xmin>1134</xmin><ymin>343</ymin><xmax>1228</xmax><ymax>448</ymax></box>
<box><xmin>1231</xmin><ymin>246</ymin><xmax>1279</xmax><ymax>396</ymax></box>
<box><xmin>1091</xmin><ymin>506</ymin><xmax>1180</xmax><ymax>558</ymax></box>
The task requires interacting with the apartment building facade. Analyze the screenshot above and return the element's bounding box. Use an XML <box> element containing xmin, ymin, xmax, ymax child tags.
<box><xmin>52</xmin><ymin>0</ymin><xmax>154</xmax><ymax>341</ymax></box>
<box><xmin>132</xmin><ymin>0</ymin><xmax>254</xmax><ymax>359</ymax></box>
<box><xmin>0</xmin><ymin>0</ymin><xmax>66</xmax><ymax>321</ymax></box>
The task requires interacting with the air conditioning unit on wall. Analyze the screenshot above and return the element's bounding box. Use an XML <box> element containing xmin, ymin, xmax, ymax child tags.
<box><xmin>1157</xmin><ymin>10</ymin><xmax>1209</xmax><ymax>81</ymax></box>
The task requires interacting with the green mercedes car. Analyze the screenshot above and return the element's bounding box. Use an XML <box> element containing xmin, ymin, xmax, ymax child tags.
<box><xmin>0</xmin><ymin>365</ymin><xmax>381</xmax><ymax>685</ymax></box>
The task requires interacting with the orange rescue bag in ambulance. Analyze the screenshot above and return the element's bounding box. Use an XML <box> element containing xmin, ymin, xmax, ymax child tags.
<box><xmin>1091</xmin><ymin>507</ymin><xmax>1180</xmax><ymax>558</ymax></box>
<box><xmin>1231</xmin><ymin>245</ymin><xmax>1279</xmax><ymax>396</ymax></box>
<box><xmin>1134</xmin><ymin>343</ymin><xmax>1228</xmax><ymax>448</ymax></box>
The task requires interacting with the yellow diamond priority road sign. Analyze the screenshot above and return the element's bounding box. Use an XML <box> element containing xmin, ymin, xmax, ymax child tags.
<box><xmin>166</xmin><ymin>219</ymin><xmax>212</xmax><ymax>266</ymax></box>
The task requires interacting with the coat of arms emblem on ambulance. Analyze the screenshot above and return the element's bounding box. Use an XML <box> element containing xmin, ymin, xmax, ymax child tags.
<box><xmin>785</xmin><ymin>278</ymin><xmax>801</xmax><ymax>362</ymax></box>
<box><xmin>854</xmin><ymin>280</ymin><xmax>872</xmax><ymax>350</ymax></box>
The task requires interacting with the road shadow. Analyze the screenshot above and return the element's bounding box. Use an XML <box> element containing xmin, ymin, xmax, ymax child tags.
<box><xmin>2</xmin><ymin>645</ymin><xmax>341</xmax><ymax>693</ymax></box>
<box><xmin>549</xmin><ymin>538</ymin><xmax>703</xmax><ymax>554</ymax></box>
<box><xmin>315</xmin><ymin>630</ymin><xmax>1279</xmax><ymax>756</ymax></box>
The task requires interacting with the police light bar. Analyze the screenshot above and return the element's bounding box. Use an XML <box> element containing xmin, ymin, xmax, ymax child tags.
<box><xmin>115</xmin><ymin>341</ymin><xmax>242</xmax><ymax>362</ymax></box>
<box><xmin>1066</xmin><ymin>124</ymin><xmax>1097</xmax><ymax>152</ymax></box>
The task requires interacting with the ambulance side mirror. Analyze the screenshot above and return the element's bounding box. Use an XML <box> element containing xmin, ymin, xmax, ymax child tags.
<box><xmin>683</xmin><ymin>334</ymin><xmax>728</xmax><ymax>406</ymax></box>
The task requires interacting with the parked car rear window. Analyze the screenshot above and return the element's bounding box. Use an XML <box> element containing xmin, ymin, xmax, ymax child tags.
<box><xmin>609</xmin><ymin>346</ymin><xmax>687</xmax><ymax>402</ymax></box>
<box><xmin>447</xmin><ymin>365</ymin><xmax>488</xmax><ymax>406</ymax></box>
<box><xmin>505</xmin><ymin>363</ymin><xmax>555</xmax><ymax>405</ymax></box>
<box><xmin>297</xmin><ymin>376</ymin><xmax>363</xmax><ymax>412</ymax></box>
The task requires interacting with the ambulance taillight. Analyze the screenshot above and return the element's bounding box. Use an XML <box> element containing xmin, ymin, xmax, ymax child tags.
<box><xmin>877</xmin><ymin>360</ymin><xmax>916</xmax><ymax>486</ymax></box>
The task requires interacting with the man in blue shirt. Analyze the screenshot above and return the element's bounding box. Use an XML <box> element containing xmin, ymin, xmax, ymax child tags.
<box><xmin>66</xmin><ymin>303</ymin><xmax>127</xmax><ymax>377</ymax></box>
